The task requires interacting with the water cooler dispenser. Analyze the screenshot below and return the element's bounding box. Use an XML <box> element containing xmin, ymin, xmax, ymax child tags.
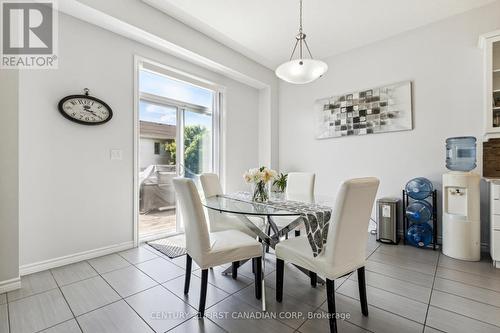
<box><xmin>442</xmin><ymin>137</ymin><xmax>481</xmax><ymax>261</ymax></box>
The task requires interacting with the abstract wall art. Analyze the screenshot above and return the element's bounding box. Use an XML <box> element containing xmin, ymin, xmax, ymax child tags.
<box><xmin>315</xmin><ymin>81</ymin><xmax>413</xmax><ymax>139</ymax></box>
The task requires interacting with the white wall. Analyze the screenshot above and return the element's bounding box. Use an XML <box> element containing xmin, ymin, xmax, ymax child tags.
<box><xmin>64</xmin><ymin>0</ymin><xmax>279</xmax><ymax>169</ymax></box>
<box><xmin>0</xmin><ymin>69</ymin><xmax>20</xmax><ymax>290</ymax></box>
<box><xmin>279</xmin><ymin>1</ymin><xmax>500</xmax><ymax>244</ymax></box>
<box><xmin>19</xmin><ymin>13</ymin><xmax>260</xmax><ymax>268</ymax></box>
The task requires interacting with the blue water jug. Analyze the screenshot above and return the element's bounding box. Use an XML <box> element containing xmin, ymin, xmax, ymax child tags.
<box><xmin>405</xmin><ymin>177</ymin><xmax>433</xmax><ymax>200</ymax></box>
<box><xmin>406</xmin><ymin>200</ymin><xmax>433</xmax><ymax>223</ymax></box>
<box><xmin>406</xmin><ymin>223</ymin><xmax>433</xmax><ymax>248</ymax></box>
<box><xmin>446</xmin><ymin>136</ymin><xmax>476</xmax><ymax>172</ymax></box>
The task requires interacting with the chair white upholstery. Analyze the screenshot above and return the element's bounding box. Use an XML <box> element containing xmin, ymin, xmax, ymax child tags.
<box><xmin>286</xmin><ymin>172</ymin><xmax>316</xmax><ymax>202</ymax></box>
<box><xmin>172</xmin><ymin>177</ymin><xmax>263</xmax><ymax>317</ymax></box>
<box><xmin>274</xmin><ymin>177</ymin><xmax>380</xmax><ymax>333</ymax></box>
<box><xmin>272</xmin><ymin>172</ymin><xmax>316</xmax><ymax>231</ymax></box>
<box><xmin>200</xmin><ymin>173</ymin><xmax>264</xmax><ymax>236</ymax></box>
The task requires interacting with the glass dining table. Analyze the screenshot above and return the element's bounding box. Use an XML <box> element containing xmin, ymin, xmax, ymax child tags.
<box><xmin>202</xmin><ymin>193</ymin><xmax>330</xmax><ymax>311</ymax></box>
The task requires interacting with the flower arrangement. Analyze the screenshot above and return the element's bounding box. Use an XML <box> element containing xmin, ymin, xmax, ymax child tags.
<box><xmin>243</xmin><ymin>166</ymin><xmax>277</xmax><ymax>202</ymax></box>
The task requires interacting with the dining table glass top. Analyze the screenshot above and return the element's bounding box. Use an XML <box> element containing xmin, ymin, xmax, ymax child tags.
<box><xmin>202</xmin><ymin>192</ymin><xmax>335</xmax><ymax>217</ymax></box>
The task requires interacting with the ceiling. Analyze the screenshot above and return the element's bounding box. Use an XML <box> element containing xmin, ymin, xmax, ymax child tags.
<box><xmin>143</xmin><ymin>0</ymin><xmax>496</xmax><ymax>69</ymax></box>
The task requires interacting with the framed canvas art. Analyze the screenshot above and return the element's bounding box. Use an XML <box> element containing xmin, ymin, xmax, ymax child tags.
<box><xmin>316</xmin><ymin>81</ymin><xmax>413</xmax><ymax>139</ymax></box>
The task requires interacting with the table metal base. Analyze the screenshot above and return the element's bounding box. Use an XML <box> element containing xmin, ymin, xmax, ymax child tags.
<box><xmin>218</xmin><ymin>214</ymin><xmax>324</xmax><ymax>310</ymax></box>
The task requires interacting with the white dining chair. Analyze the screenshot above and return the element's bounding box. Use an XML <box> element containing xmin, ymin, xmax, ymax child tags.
<box><xmin>286</xmin><ymin>172</ymin><xmax>316</xmax><ymax>202</ymax></box>
<box><xmin>274</xmin><ymin>177</ymin><xmax>380</xmax><ymax>333</ymax></box>
<box><xmin>200</xmin><ymin>173</ymin><xmax>265</xmax><ymax>236</ymax></box>
<box><xmin>200</xmin><ymin>173</ymin><xmax>266</xmax><ymax>278</ymax></box>
<box><xmin>173</xmin><ymin>177</ymin><xmax>263</xmax><ymax>317</ymax></box>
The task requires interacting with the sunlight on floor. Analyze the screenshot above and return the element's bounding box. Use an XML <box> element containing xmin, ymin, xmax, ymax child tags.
<box><xmin>139</xmin><ymin>209</ymin><xmax>177</xmax><ymax>236</ymax></box>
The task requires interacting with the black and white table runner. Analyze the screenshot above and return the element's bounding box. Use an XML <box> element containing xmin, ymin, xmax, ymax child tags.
<box><xmin>224</xmin><ymin>193</ymin><xmax>332</xmax><ymax>257</ymax></box>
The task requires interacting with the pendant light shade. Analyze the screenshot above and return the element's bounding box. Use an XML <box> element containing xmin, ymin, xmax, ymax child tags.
<box><xmin>275</xmin><ymin>59</ymin><xmax>328</xmax><ymax>84</ymax></box>
<box><xmin>275</xmin><ymin>0</ymin><xmax>328</xmax><ymax>84</ymax></box>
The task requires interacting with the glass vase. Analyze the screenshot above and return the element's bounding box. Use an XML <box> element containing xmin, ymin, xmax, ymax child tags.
<box><xmin>252</xmin><ymin>181</ymin><xmax>269</xmax><ymax>203</ymax></box>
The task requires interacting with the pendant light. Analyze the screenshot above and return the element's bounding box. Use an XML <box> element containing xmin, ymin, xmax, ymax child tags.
<box><xmin>275</xmin><ymin>0</ymin><xmax>328</xmax><ymax>84</ymax></box>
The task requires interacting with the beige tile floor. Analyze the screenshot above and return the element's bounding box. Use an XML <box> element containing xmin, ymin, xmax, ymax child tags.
<box><xmin>2</xmin><ymin>235</ymin><xmax>500</xmax><ymax>333</ymax></box>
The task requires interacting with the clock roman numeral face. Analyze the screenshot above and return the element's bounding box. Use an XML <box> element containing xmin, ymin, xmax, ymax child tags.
<box><xmin>62</xmin><ymin>98</ymin><xmax>111</xmax><ymax>124</ymax></box>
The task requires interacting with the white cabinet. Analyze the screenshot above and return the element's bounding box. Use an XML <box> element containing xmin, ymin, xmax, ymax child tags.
<box><xmin>480</xmin><ymin>31</ymin><xmax>500</xmax><ymax>135</ymax></box>
<box><xmin>489</xmin><ymin>181</ymin><xmax>500</xmax><ymax>268</ymax></box>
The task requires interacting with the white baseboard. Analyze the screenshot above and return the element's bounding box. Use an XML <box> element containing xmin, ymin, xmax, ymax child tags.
<box><xmin>0</xmin><ymin>276</ymin><xmax>21</xmax><ymax>293</ymax></box>
<box><xmin>19</xmin><ymin>241</ymin><xmax>134</xmax><ymax>276</ymax></box>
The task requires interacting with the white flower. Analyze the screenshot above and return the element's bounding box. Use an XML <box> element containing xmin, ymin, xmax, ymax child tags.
<box><xmin>243</xmin><ymin>167</ymin><xmax>278</xmax><ymax>184</ymax></box>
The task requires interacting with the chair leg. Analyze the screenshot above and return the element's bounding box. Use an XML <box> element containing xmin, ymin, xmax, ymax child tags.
<box><xmin>232</xmin><ymin>261</ymin><xmax>239</xmax><ymax>279</ymax></box>
<box><xmin>295</xmin><ymin>230</ymin><xmax>301</xmax><ymax>237</ymax></box>
<box><xmin>198</xmin><ymin>269</ymin><xmax>208</xmax><ymax>318</ymax></box>
<box><xmin>265</xmin><ymin>224</ymin><xmax>271</xmax><ymax>253</ymax></box>
<box><xmin>276</xmin><ymin>258</ymin><xmax>284</xmax><ymax>302</ymax></box>
<box><xmin>357</xmin><ymin>266</ymin><xmax>369</xmax><ymax>316</ymax></box>
<box><xmin>253</xmin><ymin>257</ymin><xmax>262</xmax><ymax>299</ymax></box>
<box><xmin>184</xmin><ymin>254</ymin><xmax>192</xmax><ymax>294</ymax></box>
<box><xmin>326</xmin><ymin>278</ymin><xmax>338</xmax><ymax>333</ymax></box>
<box><xmin>309</xmin><ymin>271</ymin><xmax>317</xmax><ymax>288</ymax></box>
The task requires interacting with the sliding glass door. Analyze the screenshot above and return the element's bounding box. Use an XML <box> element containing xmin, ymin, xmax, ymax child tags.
<box><xmin>182</xmin><ymin>108</ymin><xmax>213</xmax><ymax>186</ymax></box>
<box><xmin>138</xmin><ymin>65</ymin><xmax>218</xmax><ymax>239</ymax></box>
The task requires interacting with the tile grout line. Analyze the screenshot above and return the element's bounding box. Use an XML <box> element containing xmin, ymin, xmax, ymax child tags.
<box><xmin>228</xmin><ymin>282</ymin><xmax>312</xmax><ymax>331</ymax></box>
<box><xmin>422</xmin><ymin>251</ymin><xmax>440</xmax><ymax>333</ymax></box>
<box><xmin>338</xmin><ymin>292</ymin><xmax>427</xmax><ymax>327</ymax></box>
<box><xmin>32</xmin><ymin>318</ymin><xmax>79</xmax><ymax>333</ymax></box>
<box><xmin>435</xmin><ymin>266</ymin><xmax>500</xmax><ymax>283</ymax></box>
<box><xmin>375</xmin><ymin>248</ymin><xmax>439</xmax><ymax>265</ymax></box>
<box><xmin>431</xmin><ymin>285</ymin><xmax>500</xmax><ymax>309</ymax></box>
<box><xmin>48</xmin><ymin>269</ymin><xmax>84</xmax><ymax>333</ymax></box>
<box><xmin>115</xmin><ymin>246</ymin><xmax>160</xmax><ymax>265</ymax></box>
<box><xmin>85</xmin><ymin>257</ymin><xmax>132</xmax><ymax>276</ymax></box>
<box><xmin>84</xmin><ymin>257</ymin><xmax>160</xmax><ymax>333</ymax></box>
<box><xmin>17</xmin><ymin>238</ymin><xmax>485</xmax><ymax>333</ymax></box>
<box><xmin>432</xmin><ymin>274</ymin><xmax>500</xmax><ymax>293</ymax></box>
<box><xmin>194</xmin><ymin>251</ymin><xmax>321</xmax><ymax>332</ymax></box>
<box><xmin>295</xmin><ymin>241</ymin><xmax>382</xmax><ymax>333</ymax></box>
<box><xmin>121</xmin><ymin>297</ymin><xmax>159</xmax><ymax>333</ymax></box>
<box><xmin>132</xmin><ymin>260</ymin><xmax>185</xmax><ymax>285</ymax></box>
<box><xmin>136</xmin><ymin>280</ymin><xmax>230</xmax><ymax>333</ymax></box>
<box><xmin>6</xmin><ymin>286</ymin><xmax>61</xmax><ymax>304</ymax></box>
<box><xmin>50</xmin><ymin>272</ymin><xmax>100</xmax><ymax>289</ymax></box>
<box><xmin>346</xmin><ymin>274</ymin><xmax>431</xmax><ymax>305</ymax></box>
<box><xmin>426</xmin><ymin>302</ymin><xmax>500</xmax><ymax>329</ymax></box>
<box><xmin>367</xmin><ymin>256</ymin><xmax>436</xmax><ymax>276</ymax></box>
<box><xmin>362</xmin><ymin>266</ymin><xmax>433</xmax><ymax>288</ymax></box>
<box><xmin>340</xmin><ymin>242</ymin><xmax>417</xmax><ymax>332</ymax></box>
<box><xmin>126</xmin><ymin>255</ymin><xmax>239</xmax><ymax>332</ymax></box>
<box><xmin>335</xmin><ymin>278</ymin><xmax>433</xmax><ymax>306</ymax></box>
<box><xmin>367</xmin><ymin>257</ymin><xmax>435</xmax><ymax>276</ymax></box>
<box><xmin>160</xmin><ymin>262</ymin><xmax>278</xmax><ymax>332</ymax></box>
<box><xmin>305</xmin><ymin>241</ymin><xmax>381</xmax><ymax>332</ymax></box>
<box><xmin>341</xmin><ymin>242</ymin><xmax>431</xmax><ymax>330</ymax></box>
<box><xmin>161</xmin><ymin>276</ymin><xmax>233</xmax><ymax>312</ymax></box>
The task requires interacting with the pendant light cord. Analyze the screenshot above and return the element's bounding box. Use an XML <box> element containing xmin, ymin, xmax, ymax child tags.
<box><xmin>289</xmin><ymin>0</ymin><xmax>314</xmax><ymax>62</ymax></box>
<box><xmin>299</xmin><ymin>0</ymin><xmax>303</xmax><ymax>34</ymax></box>
<box><xmin>299</xmin><ymin>0</ymin><xmax>303</xmax><ymax>59</ymax></box>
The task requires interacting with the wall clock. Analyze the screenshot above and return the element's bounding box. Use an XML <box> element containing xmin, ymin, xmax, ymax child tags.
<box><xmin>58</xmin><ymin>88</ymin><xmax>113</xmax><ymax>125</ymax></box>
